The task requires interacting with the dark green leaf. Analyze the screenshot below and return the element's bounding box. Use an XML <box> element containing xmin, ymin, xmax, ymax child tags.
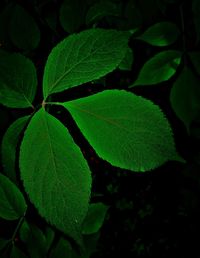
<box><xmin>122</xmin><ymin>0</ymin><xmax>142</xmax><ymax>30</ymax></box>
<box><xmin>19</xmin><ymin>108</ymin><xmax>92</xmax><ymax>245</ymax></box>
<box><xmin>49</xmin><ymin>237</ymin><xmax>76</xmax><ymax>258</ymax></box>
<box><xmin>62</xmin><ymin>90</ymin><xmax>181</xmax><ymax>172</ymax></box>
<box><xmin>0</xmin><ymin>109</ymin><xmax>9</xmax><ymax>135</ymax></box>
<box><xmin>85</xmin><ymin>1</ymin><xmax>120</xmax><ymax>25</ymax></box>
<box><xmin>44</xmin><ymin>5</ymin><xmax>58</xmax><ymax>32</ymax></box>
<box><xmin>10</xmin><ymin>245</ymin><xmax>27</xmax><ymax>258</ymax></box>
<box><xmin>118</xmin><ymin>47</ymin><xmax>134</xmax><ymax>71</ymax></box>
<box><xmin>0</xmin><ymin>50</ymin><xmax>37</xmax><ymax>108</ymax></box>
<box><xmin>1</xmin><ymin>116</ymin><xmax>30</xmax><ymax>183</ymax></box>
<box><xmin>192</xmin><ymin>0</ymin><xmax>200</xmax><ymax>44</ymax></box>
<box><xmin>9</xmin><ymin>4</ymin><xmax>40</xmax><ymax>50</ymax></box>
<box><xmin>0</xmin><ymin>173</ymin><xmax>27</xmax><ymax>220</ymax></box>
<box><xmin>42</xmin><ymin>29</ymin><xmax>130</xmax><ymax>99</ymax></box>
<box><xmin>130</xmin><ymin>50</ymin><xmax>181</xmax><ymax>87</ymax></box>
<box><xmin>20</xmin><ymin>220</ymin><xmax>47</xmax><ymax>258</ymax></box>
<box><xmin>0</xmin><ymin>239</ymin><xmax>10</xmax><ymax>251</ymax></box>
<box><xmin>0</xmin><ymin>4</ymin><xmax>14</xmax><ymax>49</ymax></box>
<box><xmin>137</xmin><ymin>0</ymin><xmax>160</xmax><ymax>24</ymax></box>
<box><xmin>82</xmin><ymin>203</ymin><xmax>108</xmax><ymax>234</ymax></box>
<box><xmin>170</xmin><ymin>66</ymin><xmax>200</xmax><ymax>132</ymax></box>
<box><xmin>59</xmin><ymin>0</ymin><xmax>86</xmax><ymax>34</ymax></box>
<box><xmin>136</xmin><ymin>22</ymin><xmax>180</xmax><ymax>46</ymax></box>
<box><xmin>45</xmin><ymin>226</ymin><xmax>55</xmax><ymax>252</ymax></box>
<box><xmin>189</xmin><ymin>51</ymin><xmax>200</xmax><ymax>76</ymax></box>
<box><xmin>83</xmin><ymin>233</ymin><xmax>100</xmax><ymax>258</ymax></box>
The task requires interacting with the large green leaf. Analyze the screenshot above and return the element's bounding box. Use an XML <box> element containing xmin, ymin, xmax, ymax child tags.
<box><xmin>19</xmin><ymin>108</ymin><xmax>92</xmax><ymax>245</ymax></box>
<box><xmin>0</xmin><ymin>173</ymin><xmax>27</xmax><ymax>220</ymax></box>
<box><xmin>9</xmin><ymin>4</ymin><xmax>40</xmax><ymax>50</ymax></box>
<box><xmin>59</xmin><ymin>0</ymin><xmax>86</xmax><ymax>34</ymax></box>
<box><xmin>61</xmin><ymin>90</ymin><xmax>181</xmax><ymax>172</ymax></box>
<box><xmin>82</xmin><ymin>203</ymin><xmax>108</xmax><ymax>235</ymax></box>
<box><xmin>129</xmin><ymin>50</ymin><xmax>181</xmax><ymax>87</ymax></box>
<box><xmin>136</xmin><ymin>22</ymin><xmax>180</xmax><ymax>46</ymax></box>
<box><xmin>170</xmin><ymin>67</ymin><xmax>200</xmax><ymax>132</ymax></box>
<box><xmin>42</xmin><ymin>29</ymin><xmax>129</xmax><ymax>99</ymax></box>
<box><xmin>1</xmin><ymin>116</ymin><xmax>30</xmax><ymax>184</ymax></box>
<box><xmin>0</xmin><ymin>50</ymin><xmax>37</xmax><ymax>108</ymax></box>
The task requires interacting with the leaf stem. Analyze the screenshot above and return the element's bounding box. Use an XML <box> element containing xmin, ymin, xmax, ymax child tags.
<box><xmin>11</xmin><ymin>211</ymin><xmax>26</xmax><ymax>244</ymax></box>
<box><xmin>45</xmin><ymin>102</ymin><xmax>62</xmax><ymax>106</ymax></box>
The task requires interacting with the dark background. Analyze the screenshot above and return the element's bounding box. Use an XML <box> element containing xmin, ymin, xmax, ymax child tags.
<box><xmin>0</xmin><ymin>0</ymin><xmax>200</xmax><ymax>257</ymax></box>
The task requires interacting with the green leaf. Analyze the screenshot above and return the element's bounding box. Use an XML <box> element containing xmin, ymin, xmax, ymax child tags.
<box><xmin>122</xmin><ymin>0</ymin><xmax>142</xmax><ymax>30</ymax></box>
<box><xmin>44</xmin><ymin>226</ymin><xmax>55</xmax><ymax>252</ymax></box>
<box><xmin>189</xmin><ymin>51</ymin><xmax>200</xmax><ymax>76</ymax></box>
<box><xmin>62</xmin><ymin>90</ymin><xmax>180</xmax><ymax>172</ymax></box>
<box><xmin>192</xmin><ymin>0</ymin><xmax>200</xmax><ymax>44</ymax></box>
<box><xmin>137</xmin><ymin>0</ymin><xmax>160</xmax><ymax>25</ymax></box>
<box><xmin>0</xmin><ymin>4</ymin><xmax>14</xmax><ymax>48</ymax></box>
<box><xmin>118</xmin><ymin>47</ymin><xmax>134</xmax><ymax>71</ymax></box>
<box><xmin>43</xmin><ymin>4</ymin><xmax>58</xmax><ymax>32</ymax></box>
<box><xmin>82</xmin><ymin>233</ymin><xmax>100</xmax><ymax>258</ymax></box>
<box><xmin>0</xmin><ymin>173</ymin><xmax>27</xmax><ymax>220</ymax></box>
<box><xmin>9</xmin><ymin>4</ymin><xmax>40</xmax><ymax>50</ymax></box>
<box><xmin>170</xmin><ymin>66</ymin><xmax>200</xmax><ymax>132</ymax></box>
<box><xmin>130</xmin><ymin>50</ymin><xmax>181</xmax><ymax>87</ymax></box>
<box><xmin>19</xmin><ymin>108</ymin><xmax>92</xmax><ymax>245</ymax></box>
<box><xmin>20</xmin><ymin>221</ymin><xmax>47</xmax><ymax>258</ymax></box>
<box><xmin>0</xmin><ymin>50</ymin><xmax>37</xmax><ymax>108</ymax></box>
<box><xmin>136</xmin><ymin>22</ymin><xmax>180</xmax><ymax>46</ymax></box>
<box><xmin>42</xmin><ymin>28</ymin><xmax>130</xmax><ymax>99</ymax></box>
<box><xmin>0</xmin><ymin>239</ymin><xmax>10</xmax><ymax>251</ymax></box>
<box><xmin>1</xmin><ymin>116</ymin><xmax>30</xmax><ymax>184</ymax></box>
<box><xmin>21</xmin><ymin>224</ymin><xmax>55</xmax><ymax>258</ymax></box>
<box><xmin>0</xmin><ymin>108</ymin><xmax>9</xmax><ymax>136</ymax></box>
<box><xmin>49</xmin><ymin>237</ymin><xmax>76</xmax><ymax>258</ymax></box>
<box><xmin>85</xmin><ymin>1</ymin><xmax>120</xmax><ymax>25</ymax></box>
<box><xmin>10</xmin><ymin>245</ymin><xmax>27</xmax><ymax>258</ymax></box>
<box><xmin>59</xmin><ymin>0</ymin><xmax>86</xmax><ymax>34</ymax></box>
<box><xmin>82</xmin><ymin>203</ymin><xmax>108</xmax><ymax>235</ymax></box>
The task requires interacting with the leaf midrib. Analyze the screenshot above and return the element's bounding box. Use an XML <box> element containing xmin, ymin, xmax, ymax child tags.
<box><xmin>65</xmin><ymin>103</ymin><xmax>138</xmax><ymax>134</ymax></box>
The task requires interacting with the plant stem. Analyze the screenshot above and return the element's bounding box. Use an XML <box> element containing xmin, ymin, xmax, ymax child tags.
<box><xmin>11</xmin><ymin>212</ymin><xmax>26</xmax><ymax>244</ymax></box>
